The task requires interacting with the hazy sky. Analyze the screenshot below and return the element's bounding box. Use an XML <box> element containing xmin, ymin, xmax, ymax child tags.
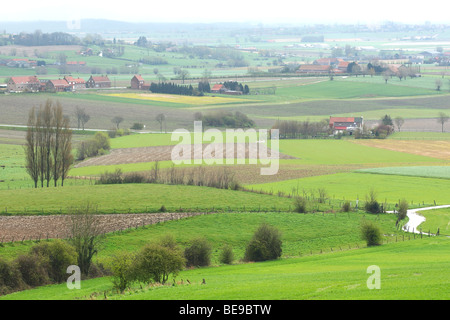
<box><xmin>1</xmin><ymin>0</ymin><xmax>448</xmax><ymax>24</ymax></box>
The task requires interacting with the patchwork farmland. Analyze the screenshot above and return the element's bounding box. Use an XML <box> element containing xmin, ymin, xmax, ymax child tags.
<box><xmin>0</xmin><ymin>22</ymin><xmax>449</xmax><ymax>304</ymax></box>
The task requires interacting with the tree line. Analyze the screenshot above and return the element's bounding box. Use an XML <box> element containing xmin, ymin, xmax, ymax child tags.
<box><xmin>25</xmin><ymin>99</ymin><xmax>73</xmax><ymax>188</ymax></box>
<box><xmin>149</xmin><ymin>82</ymin><xmax>198</xmax><ymax>96</ymax></box>
<box><xmin>271</xmin><ymin>119</ymin><xmax>330</xmax><ymax>139</ymax></box>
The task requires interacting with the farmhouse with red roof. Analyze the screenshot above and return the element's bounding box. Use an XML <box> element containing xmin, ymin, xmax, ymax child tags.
<box><xmin>64</xmin><ymin>76</ymin><xmax>86</xmax><ymax>91</ymax></box>
<box><xmin>329</xmin><ymin>116</ymin><xmax>364</xmax><ymax>135</ymax></box>
<box><xmin>86</xmin><ymin>75</ymin><xmax>111</xmax><ymax>88</ymax></box>
<box><xmin>46</xmin><ymin>79</ymin><xmax>70</xmax><ymax>92</ymax></box>
<box><xmin>131</xmin><ymin>75</ymin><xmax>150</xmax><ymax>90</ymax></box>
<box><xmin>7</xmin><ymin>76</ymin><xmax>40</xmax><ymax>92</ymax></box>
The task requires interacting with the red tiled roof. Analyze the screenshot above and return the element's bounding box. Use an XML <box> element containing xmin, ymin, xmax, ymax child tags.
<box><xmin>49</xmin><ymin>79</ymin><xmax>69</xmax><ymax>87</ymax></box>
<box><xmin>10</xmin><ymin>76</ymin><xmax>39</xmax><ymax>84</ymax></box>
<box><xmin>133</xmin><ymin>75</ymin><xmax>145</xmax><ymax>81</ymax></box>
<box><xmin>65</xmin><ymin>76</ymin><xmax>85</xmax><ymax>84</ymax></box>
<box><xmin>211</xmin><ymin>84</ymin><xmax>224</xmax><ymax>90</ymax></box>
<box><xmin>90</xmin><ymin>76</ymin><xmax>110</xmax><ymax>82</ymax></box>
<box><xmin>329</xmin><ymin>117</ymin><xmax>355</xmax><ymax>124</ymax></box>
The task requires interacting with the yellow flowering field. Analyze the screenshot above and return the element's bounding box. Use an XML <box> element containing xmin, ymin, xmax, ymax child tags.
<box><xmin>105</xmin><ymin>93</ymin><xmax>254</xmax><ymax>105</ymax></box>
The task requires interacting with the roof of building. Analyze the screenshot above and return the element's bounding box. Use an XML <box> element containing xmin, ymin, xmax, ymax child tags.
<box><xmin>64</xmin><ymin>76</ymin><xmax>85</xmax><ymax>84</ymax></box>
<box><xmin>211</xmin><ymin>84</ymin><xmax>225</xmax><ymax>90</ymax></box>
<box><xmin>89</xmin><ymin>76</ymin><xmax>111</xmax><ymax>82</ymax></box>
<box><xmin>133</xmin><ymin>75</ymin><xmax>145</xmax><ymax>82</ymax></box>
<box><xmin>48</xmin><ymin>79</ymin><xmax>69</xmax><ymax>87</ymax></box>
<box><xmin>10</xmin><ymin>76</ymin><xmax>39</xmax><ymax>84</ymax></box>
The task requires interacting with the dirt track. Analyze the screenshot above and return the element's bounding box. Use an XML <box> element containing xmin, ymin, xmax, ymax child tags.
<box><xmin>0</xmin><ymin>212</ymin><xmax>207</xmax><ymax>243</ymax></box>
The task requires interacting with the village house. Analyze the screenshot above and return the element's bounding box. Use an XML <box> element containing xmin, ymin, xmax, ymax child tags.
<box><xmin>46</xmin><ymin>79</ymin><xmax>70</xmax><ymax>92</ymax></box>
<box><xmin>64</xmin><ymin>76</ymin><xmax>86</xmax><ymax>91</ymax></box>
<box><xmin>211</xmin><ymin>84</ymin><xmax>228</xmax><ymax>94</ymax></box>
<box><xmin>131</xmin><ymin>75</ymin><xmax>150</xmax><ymax>90</ymax></box>
<box><xmin>329</xmin><ymin>116</ymin><xmax>364</xmax><ymax>135</ymax></box>
<box><xmin>86</xmin><ymin>75</ymin><xmax>111</xmax><ymax>88</ymax></box>
<box><xmin>7</xmin><ymin>76</ymin><xmax>41</xmax><ymax>92</ymax></box>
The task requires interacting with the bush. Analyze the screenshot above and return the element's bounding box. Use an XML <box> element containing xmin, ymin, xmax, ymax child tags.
<box><xmin>341</xmin><ymin>201</ymin><xmax>352</xmax><ymax>212</ymax></box>
<box><xmin>293</xmin><ymin>196</ymin><xmax>308</xmax><ymax>213</ymax></box>
<box><xmin>244</xmin><ymin>223</ymin><xmax>282</xmax><ymax>262</ymax></box>
<box><xmin>219</xmin><ymin>244</ymin><xmax>234</xmax><ymax>265</ymax></box>
<box><xmin>397</xmin><ymin>199</ymin><xmax>409</xmax><ymax>222</ymax></box>
<box><xmin>131</xmin><ymin>123</ymin><xmax>144</xmax><ymax>130</ymax></box>
<box><xmin>364</xmin><ymin>189</ymin><xmax>381</xmax><ymax>214</ymax></box>
<box><xmin>184</xmin><ymin>237</ymin><xmax>212</xmax><ymax>267</ymax></box>
<box><xmin>109</xmin><ymin>251</ymin><xmax>136</xmax><ymax>293</ymax></box>
<box><xmin>76</xmin><ymin>131</ymin><xmax>111</xmax><ymax>160</ymax></box>
<box><xmin>122</xmin><ymin>172</ymin><xmax>146</xmax><ymax>184</ymax></box>
<box><xmin>16</xmin><ymin>254</ymin><xmax>49</xmax><ymax>287</ymax></box>
<box><xmin>0</xmin><ymin>258</ymin><xmax>24</xmax><ymax>295</ymax></box>
<box><xmin>30</xmin><ymin>240</ymin><xmax>77</xmax><ymax>283</ymax></box>
<box><xmin>98</xmin><ymin>169</ymin><xmax>123</xmax><ymax>184</ymax></box>
<box><xmin>360</xmin><ymin>219</ymin><xmax>383</xmax><ymax>247</ymax></box>
<box><xmin>134</xmin><ymin>243</ymin><xmax>185</xmax><ymax>284</ymax></box>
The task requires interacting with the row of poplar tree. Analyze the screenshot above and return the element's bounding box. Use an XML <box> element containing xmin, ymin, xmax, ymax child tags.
<box><xmin>25</xmin><ymin>99</ymin><xmax>73</xmax><ymax>188</ymax></box>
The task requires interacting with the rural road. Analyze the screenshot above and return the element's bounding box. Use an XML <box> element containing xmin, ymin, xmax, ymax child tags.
<box><xmin>401</xmin><ymin>205</ymin><xmax>450</xmax><ymax>235</ymax></box>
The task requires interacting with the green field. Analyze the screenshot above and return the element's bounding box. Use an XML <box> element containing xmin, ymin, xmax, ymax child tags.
<box><xmin>0</xmin><ymin>184</ymin><xmax>298</xmax><ymax>215</ymax></box>
<box><xmin>277</xmin><ymin>140</ymin><xmax>440</xmax><ymax>165</ymax></box>
<box><xmin>247</xmin><ymin>172</ymin><xmax>450</xmax><ymax>206</ymax></box>
<box><xmin>420</xmin><ymin>208</ymin><xmax>450</xmax><ymax>236</ymax></box>
<box><xmin>2</xmin><ymin>232</ymin><xmax>448</xmax><ymax>300</ymax></box>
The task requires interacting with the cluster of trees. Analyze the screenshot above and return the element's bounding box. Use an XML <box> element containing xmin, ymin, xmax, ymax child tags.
<box><xmin>0</xmin><ymin>203</ymin><xmax>107</xmax><ymax>295</ymax></box>
<box><xmin>76</xmin><ymin>132</ymin><xmax>111</xmax><ymax>161</ymax></box>
<box><xmin>110</xmin><ymin>235</ymin><xmax>208</xmax><ymax>293</ymax></box>
<box><xmin>196</xmin><ymin>110</ymin><xmax>255</xmax><ymax>128</ymax></box>
<box><xmin>222</xmin><ymin>81</ymin><xmax>250</xmax><ymax>94</ymax></box>
<box><xmin>10</xmin><ymin>31</ymin><xmax>80</xmax><ymax>46</ymax></box>
<box><xmin>25</xmin><ymin>99</ymin><xmax>73</xmax><ymax>188</ymax></box>
<box><xmin>197</xmin><ymin>80</ymin><xmax>211</xmax><ymax>93</ymax></box>
<box><xmin>110</xmin><ymin>222</ymin><xmax>282</xmax><ymax>293</ymax></box>
<box><xmin>271</xmin><ymin>119</ymin><xmax>329</xmax><ymax>139</ymax></box>
<box><xmin>149</xmin><ymin>82</ymin><xmax>199</xmax><ymax>96</ymax></box>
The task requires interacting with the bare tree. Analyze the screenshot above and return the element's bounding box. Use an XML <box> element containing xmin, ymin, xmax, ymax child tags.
<box><xmin>52</xmin><ymin>102</ymin><xmax>63</xmax><ymax>187</ymax></box>
<box><xmin>60</xmin><ymin>115</ymin><xmax>73</xmax><ymax>186</ymax></box>
<box><xmin>156</xmin><ymin>113</ymin><xmax>166</xmax><ymax>133</ymax></box>
<box><xmin>435</xmin><ymin>79</ymin><xmax>443</xmax><ymax>91</ymax></box>
<box><xmin>67</xmin><ymin>202</ymin><xmax>105</xmax><ymax>276</ymax></box>
<box><xmin>24</xmin><ymin>107</ymin><xmax>39</xmax><ymax>188</ymax></box>
<box><xmin>24</xmin><ymin>99</ymin><xmax>73</xmax><ymax>188</ymax></box>
<box><xmin>394</xmin><ymin>116</ymin><xmax>405</xmax><ymax>132</ymax></box>
<box><xmin>75</xmin><ymin>106</ymin><xmax>90</xmax><ymax>130</ymax></box>
<box><xmin>111</xmin><ymin>116</ymin><xmax>124</xmax><ymax>129</ymax></box>
<box><xmin>437</xmin><ymin>112</ymin><xmax>449</xmax><ymax>132</ymax></box>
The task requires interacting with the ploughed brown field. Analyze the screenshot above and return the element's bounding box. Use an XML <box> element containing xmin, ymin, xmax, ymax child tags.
<box><xmin>74</xmin><ymin>143</ymin><xmax>297</xmax><ymax>168</ymax></box>
<box><xmin>0</xmin><ymin>212</ymin><xmax>208</xmax><ymax>243</ymax></box>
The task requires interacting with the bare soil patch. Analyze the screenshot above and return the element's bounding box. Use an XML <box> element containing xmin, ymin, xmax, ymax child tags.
<box><xmin>74</xmin><ymin>143</ymin><xmax>297</xmax><ymax>168</ymax></box>
<box><xmin>0</xmin><ymin>212</ymin><xmax>207</xmax><ymax>243</ymax></box>
<box><xmin>352</xmin><ymin>140</ymin><xmax>450</xmax><ymax>160</ymax></box>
